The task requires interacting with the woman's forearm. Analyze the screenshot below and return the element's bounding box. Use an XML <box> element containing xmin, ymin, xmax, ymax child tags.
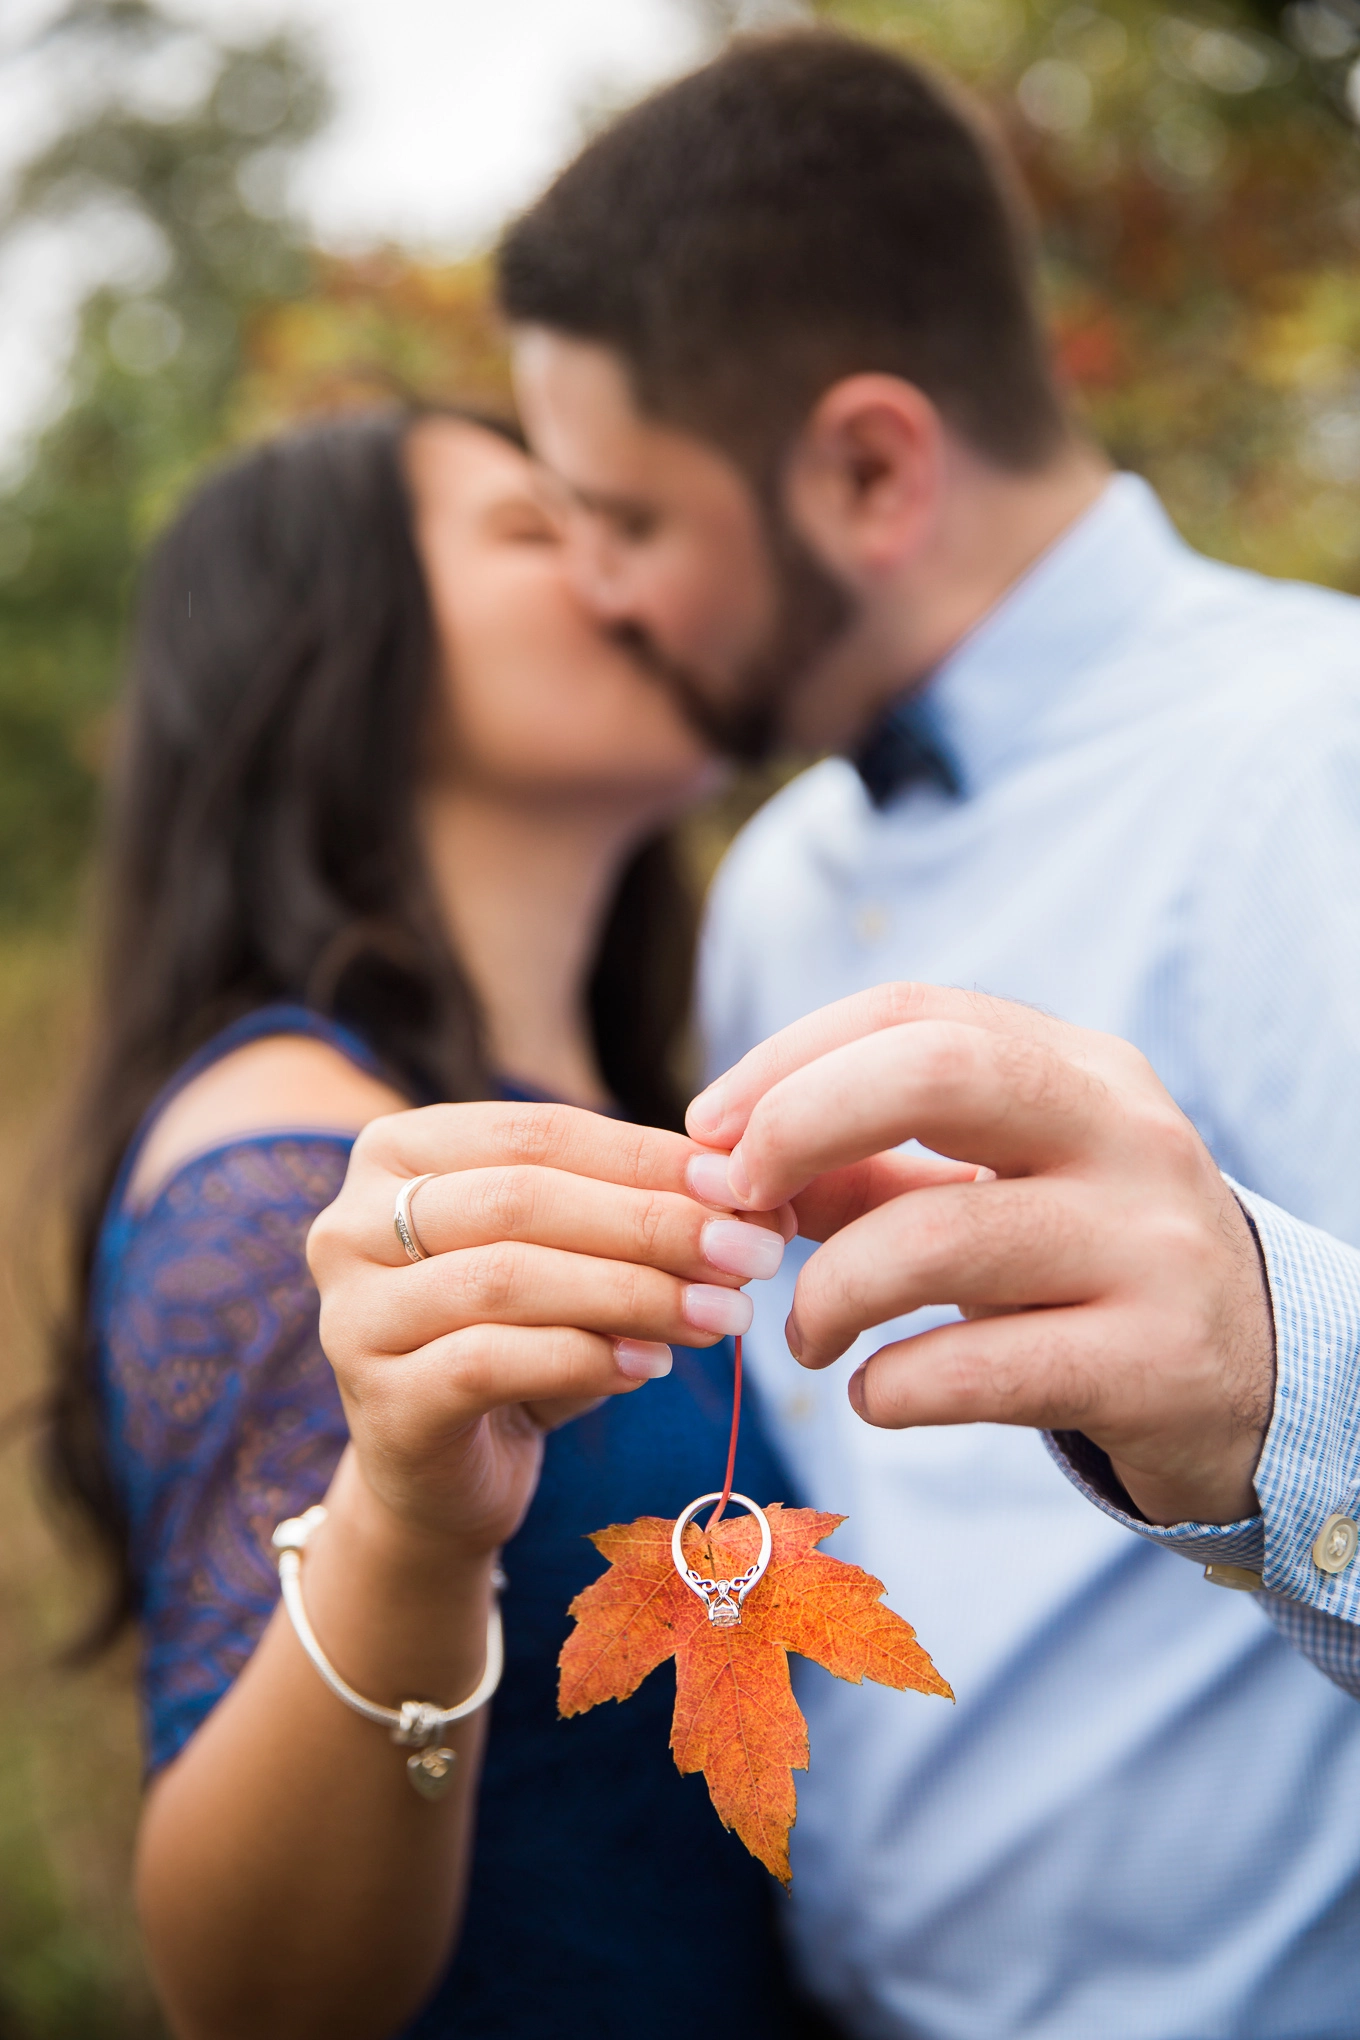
<box><xmin>137</xmin><ymin>1448</ymin><xmax>497</xmax><ymax>2040</ymax></box>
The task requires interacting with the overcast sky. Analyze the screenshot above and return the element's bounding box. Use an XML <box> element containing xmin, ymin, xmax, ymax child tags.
<box><xmin>213</xmin><ymin>0</ymin><xmax>711</xmax><ymax>249</ymax></box>
<box><xmin>0</xmin><ymin>0</ymin><xmax>801</xmax><ymax>469</ymax></box>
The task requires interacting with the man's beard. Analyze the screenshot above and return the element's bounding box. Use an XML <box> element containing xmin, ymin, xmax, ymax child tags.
<box><xmin>610</xmin><ymin>507</ymin><xmax>857</xmax><ymax>766</ymax></box>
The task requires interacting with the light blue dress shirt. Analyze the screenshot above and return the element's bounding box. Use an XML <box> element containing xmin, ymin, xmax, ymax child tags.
<box><xmin>699</xmin><ymin>475</ymin><xmax>1360</xmax><ymax>2039</ymax></box>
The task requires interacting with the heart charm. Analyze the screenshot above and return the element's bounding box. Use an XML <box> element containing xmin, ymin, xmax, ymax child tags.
<box><xmin>406</xmin><ymin>1746</ymin><xmax>457</xmax><ymax>1801</ymax></box>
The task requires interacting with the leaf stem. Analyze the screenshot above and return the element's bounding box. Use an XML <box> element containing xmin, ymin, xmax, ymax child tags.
<box><xmin>706</xmin><ymin>1334</ymin><xmax>742</xmax><ymax>1531</ymax></box>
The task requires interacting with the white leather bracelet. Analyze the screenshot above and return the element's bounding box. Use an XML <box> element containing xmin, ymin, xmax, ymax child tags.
<box><xmin>272</xmin><ymin>1504</ymin><xmax>505</xmax><ymax>1801</ymax></box>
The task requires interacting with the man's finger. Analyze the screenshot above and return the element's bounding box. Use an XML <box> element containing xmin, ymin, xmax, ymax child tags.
<box><xmin>846</xmin><ymin>1303</ymin><xmax>1129</xmax><ymax>1435</ymax></box>
<box><xmin>789</xmin><ymin>1151</ymin><xmax>991</xmax><ymax>1243</ymax></box>
<box><xmin>687</xmin><ymin>983</ymin><xmax>1079</xmax><ymax>1149</ymax></box>
<box><xmin>786</xmin><ymin>1179</ymin><xmax>1115</xmax><ymax>1366</ymax></box>
<box><xmin>710</xmin><ymin>1022</ymin><xmax>1110</xmax><ymax>1211</ymax></box>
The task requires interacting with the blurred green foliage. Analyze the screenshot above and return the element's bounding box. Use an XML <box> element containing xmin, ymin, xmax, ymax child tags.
<box><xmin>4</xmin><ymin>0</ymin><xmax>1360</xmax><ymax>932</ymax></box>
<box><xmin>0</xmin><ymin>0</ymin><xmax>326</xmax><ymax>925</ymax></box>
<box><xmin>0</xmin><ymin>10</ymin><xmax>329</xmax><ymax>2033</ymax></box>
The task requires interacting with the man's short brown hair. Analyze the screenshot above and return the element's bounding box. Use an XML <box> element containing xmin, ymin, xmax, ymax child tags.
<box><xmin>498</xmin><ymin>31</ymin><xmax>1068</xmax><ymax>478</ymax></box>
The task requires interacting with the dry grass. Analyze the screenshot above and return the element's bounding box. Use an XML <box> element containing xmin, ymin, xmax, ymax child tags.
<box><xmin>0</xmin><ymin>928</ymin><xmax>163</xmax><ymax>2039</ymax></box>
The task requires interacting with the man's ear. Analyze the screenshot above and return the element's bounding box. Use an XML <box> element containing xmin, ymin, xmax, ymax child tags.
<box><xmin>783</xmin><ymin>374</ymin><xmax>944</xmax><ymax>581</ymax></box>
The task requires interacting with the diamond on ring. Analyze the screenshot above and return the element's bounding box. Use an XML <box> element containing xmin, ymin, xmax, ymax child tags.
<box><xmin>393</xmin><ymin>1173</ymin><xmax>437</xmax><ymax>1263</ymax></box>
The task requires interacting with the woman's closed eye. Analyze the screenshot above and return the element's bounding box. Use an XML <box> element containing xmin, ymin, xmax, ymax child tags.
<box><xmin>484</xmin><ymin>495</ymin><xmax>562</xmax><ymax>547</ymax></box>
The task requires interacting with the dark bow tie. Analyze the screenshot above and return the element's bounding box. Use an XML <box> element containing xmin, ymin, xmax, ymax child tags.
<box><xmin>853</xmin><ymin>695</ymin><xmax>961</xmax><ymax>810</ymax></box>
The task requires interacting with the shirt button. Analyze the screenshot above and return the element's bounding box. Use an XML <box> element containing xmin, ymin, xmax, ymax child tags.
<box><xmin>1203</xmin><ymin>1563</ymin><xmax>1263</xmax><ymax>1592</ymax></box>
<box><xmin>1312</xmin><ymin>1512</ymin><xmax>1359</xmax><ymax>1575</ymax></box>
<box><xmin>852</xmin><ymin>903</ymin><xmax>889</xmax><ymax>944</ymax></box>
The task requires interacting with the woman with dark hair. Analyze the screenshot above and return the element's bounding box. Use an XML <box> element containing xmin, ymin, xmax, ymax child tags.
<box><xmin>52</xmin><ymin>410</ymin><xmax>808</xmax><ymax>2039</ymax></box>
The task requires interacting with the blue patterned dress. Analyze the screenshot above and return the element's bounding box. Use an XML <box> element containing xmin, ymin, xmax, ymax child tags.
<box><xmin>93</xmin><ymin>1006</ymin><xmax>812</xmax><ymax>2037</ymax></box>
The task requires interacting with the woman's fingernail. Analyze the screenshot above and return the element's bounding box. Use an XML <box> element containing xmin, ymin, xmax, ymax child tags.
<box><xmin>686</xmin><ymin>1082</ymin><xmax>726</xmax><ymax>1140</ymax></box>
<box><xmin>701</xmin><ymin>1218</ymin><xmax>784</xmax><ymax>1281</ymax></box>
<box><xmin>727</xmin><ymin>1145</ymin><xmax>752</xmax><ymax>1202</ymax></box>
<box><xmin>682</xmin><ymin>1284</ymin><xmax>754</xmax><ymax>1337</ymax></box>
<box><xmin>614</xmin><ymin>1339</ymin><xmax>673</xmax><ymax>1381</ymax></box>
<box><xmin>784</xmin><ymin>1311</ymin><xmax>802</xmax><ymax>1360</ymax></box>
<box><xmin>687</xmin><ymin>1151</ymin><xmax>737</xmax><ymax>1206</ymax></box>
<box><xmin>847</xmin><ymin>1362</ymin><xmax>868</xmax><ymax>1416</ymax></box>
<box><xmin>974</xmin><ymin>1165</ymin><xmax>997</xmax><ymax>1183</ymax></box>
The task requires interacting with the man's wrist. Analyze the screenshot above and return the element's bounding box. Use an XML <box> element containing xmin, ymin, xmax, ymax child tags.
<box><xmin>1098</xmin><ymin>1178</ymin><xmax>1273</xmax><ymax>1529</ymax></box>
<box><xmin>1106</xmin><ymin>1441</ymin><xmax>1264</xmax><ymax>1531</ymax></box>
<box><xmin>1043</xmin><ymin>1431</ymin><xmax>1266</xmax><ymax>1568</ymax></box>
<box><xmin>1049</xmin><ymin>1432</ymin><xmax>1147</xmax><ymax>1522</ymax></box>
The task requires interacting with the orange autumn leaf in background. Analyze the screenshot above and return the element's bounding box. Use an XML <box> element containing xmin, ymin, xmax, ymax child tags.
<box><xmin>559</xmin><ymin>1503</ymin><xmax>952</xmax><ymax>1884</ymax></box>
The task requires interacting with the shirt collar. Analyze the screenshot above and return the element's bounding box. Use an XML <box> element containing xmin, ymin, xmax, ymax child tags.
<box><xmin>898</xmin><ymin>473</ymin><xmax>1190</xmax><ymax>800</ymax></box>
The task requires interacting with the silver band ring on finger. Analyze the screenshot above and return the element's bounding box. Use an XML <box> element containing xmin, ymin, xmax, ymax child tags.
<box><xmin>393</xmin><ymin>1173</ymin><xmax>437</xmax><ymax>1262</ymax></box>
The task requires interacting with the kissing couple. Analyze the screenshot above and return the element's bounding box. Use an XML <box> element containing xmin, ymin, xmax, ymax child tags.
<box><xmin>59</xmin><ymin>29</ymin><xmax>1360</xmax><ymax>2040</ymax></box>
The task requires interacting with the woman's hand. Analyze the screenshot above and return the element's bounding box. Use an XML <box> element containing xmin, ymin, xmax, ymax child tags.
<box><xmin>308</xmin><ymin>1099</ymin><xmax>790</xmax><ymax>1560</ymax></box>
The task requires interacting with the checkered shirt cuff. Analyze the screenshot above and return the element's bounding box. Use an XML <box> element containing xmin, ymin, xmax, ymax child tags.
<box><xmin>1044</xmin><ymin>1181</ymin><xmax>1360</xmax><ymax>1697</ymax></box>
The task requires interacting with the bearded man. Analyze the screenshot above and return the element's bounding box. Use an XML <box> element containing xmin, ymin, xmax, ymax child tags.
<box><xmin>496</xmin><ymin>30</ymin><xmax>1360</xmax><ymax>2040</ymax></box>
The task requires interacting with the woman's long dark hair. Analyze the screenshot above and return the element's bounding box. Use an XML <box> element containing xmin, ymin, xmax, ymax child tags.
<box><xmin>47</xmin><ymin>408</ymin><xmax>697</xmax><ymax>1645</ymax></box>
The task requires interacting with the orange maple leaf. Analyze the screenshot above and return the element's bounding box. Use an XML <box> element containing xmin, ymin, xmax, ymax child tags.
<box><xmin>559</xmin><ymin>1503</ymin><xmax>952</xmax><ymax>1884</ymax></box>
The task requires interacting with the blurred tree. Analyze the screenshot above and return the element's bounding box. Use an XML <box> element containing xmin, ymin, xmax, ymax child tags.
<box><xmin>8</xmin><ymin>0</ymin><xmax>1360</xmax><ymax>935</ymax></box>
<box><xmin>0</xmin><ymin>0</ymin><xmax>328</xmax><ymax>923</ymax></box>
<box><xmin>232</xmin><ymin>249</ymin><xmax>514</xmax><ymax>439</ymax></box>
<box><xmin>800</xmin><ymin>0</ymin><xmax>1360</xmax><ymax>587</ymax></box>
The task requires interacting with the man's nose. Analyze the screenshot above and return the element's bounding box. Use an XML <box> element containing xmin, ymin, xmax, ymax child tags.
<box><xmin>562</xmin><ymin>520</ymin><xmax>636</xmax><ymax>624</ymax></box>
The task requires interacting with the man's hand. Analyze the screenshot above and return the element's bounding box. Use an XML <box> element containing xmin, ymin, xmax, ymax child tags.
<box><xmin>684</xmin><ymin>985</ymin><xmax>1276</xmax><ymax>1528</ymax></box>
